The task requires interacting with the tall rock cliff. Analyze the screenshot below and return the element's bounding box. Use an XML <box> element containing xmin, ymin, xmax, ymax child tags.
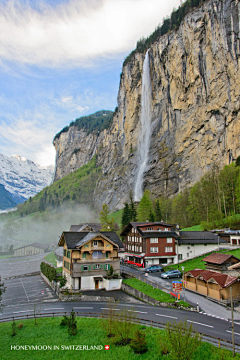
<box><xmin>53</xmin><ymin>0</ymin><xmax>240</xmax><ymax>211</ymax></box>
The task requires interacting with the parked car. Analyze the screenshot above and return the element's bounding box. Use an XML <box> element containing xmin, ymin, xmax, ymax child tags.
<box><xmin>145</xmin><ymin>265</ymin><xmax>163</xmax><ymax>273</ymax></box>
<box><xmin>161</xmin><ymin>270</ymin><xmax>182</xmax><ymax>279</ymax></box>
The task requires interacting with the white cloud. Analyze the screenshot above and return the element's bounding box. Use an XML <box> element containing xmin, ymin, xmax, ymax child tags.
<box><xmin>0</xmin><ymin>117</ymin><xmax>56</xmax><ymax>166</ymax></box>
<box><xmin>0</xmin><ymin>0</ymin><xmax>181</xmax><ymax>67</ymax></box>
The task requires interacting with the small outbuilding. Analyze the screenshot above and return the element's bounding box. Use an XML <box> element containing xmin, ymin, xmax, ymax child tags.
<box><xmin>184</xmin><ymin>269</ymin><xmax>240</xmax><ymax>301</ymax></box>
<box><xmin>13</xmin><ymin>242</ymin><xmax>49</xmax><ymax>257</ymax></box>
<box><xmin>202</xmin><ymin>253</ymin><xmax>240</xmax><ymax>273</ymax></box>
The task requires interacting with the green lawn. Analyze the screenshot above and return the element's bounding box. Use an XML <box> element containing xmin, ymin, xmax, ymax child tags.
<box><xmin>0</xmin><ymin>317</ymin><xmax>238</xmax><ymax>360</ymax></box>
<box><xmin>0</xmin><ymin>254</ymin><xmax>14</xmax><ymax>260</ymax></box>
<box><xmin>181</xmin><ymin>224</ymin><xmax>202</xmax><ymax>231</ymax></box>
<box><xmin>165</xmin><ymin>248</ymin><xmax>240</xmax><ymax>273</ymax></box>
<box><xmin>44</xmin><ymin>252</ymin><xmax>58</xmax><ymax>266</ymax></box>
<box><xmin>110</xmin><ymin>209</ymin><xmax>123</xmax><ymax>229</ymax></box>
<box><xmin>123</xmin><ymin>278</ymin><xmax>189</xmax><ymax>307</ymax></box>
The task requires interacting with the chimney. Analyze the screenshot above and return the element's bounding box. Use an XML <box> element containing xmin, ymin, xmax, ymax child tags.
<box><xmin>146</xmin><ymin>219</ymin><xmax>149</xmax><ymax>223</ymax></box>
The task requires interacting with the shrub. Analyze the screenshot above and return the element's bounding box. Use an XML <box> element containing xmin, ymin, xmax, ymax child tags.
<box><xmin>68</xmin><ymin>310</ymin><xmax>77</xmax><ymax>336</ymax></box>
<box><xmin>40</xmin><ymin>262</ymin><xmax>57</xmax><ymax>282</ymax></box>
<box><xmin>60</xmin><ymin>315</ymin><xmax>70</xmax><ymax>327</ymax></box>
<box><xmin>130</xmin><ymin>329</ymin><xmax>148</xmax><ymax>354</ymax></box>
<box><xmin>164</xmin><ymin>320</ymin><xmax>200</xmax><ymax>360</ymax></box>
<box><xmin>59</xmin><ymin>275</ymin><xmax>67</xmax><ymax>288</ymax></box>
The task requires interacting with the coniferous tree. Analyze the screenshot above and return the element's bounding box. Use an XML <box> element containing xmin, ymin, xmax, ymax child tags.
<box><xmin>149</xmin><ymin>209</ymin><xmax>155</xmax><ymax>222</ymax></box>
<box><xmin>155</xmin><ymin>200</ymin><xmax>162</xmax><ymax>221</ymax></box>
<box><xmin>121</xmin><ymin>203</ymin><xmax>132</xmax><ymax>229</ymax></box>
<box><xmin>137</xmin><ymin>190</ymin><xmax>153</xmax><ymax>222</ymax></box>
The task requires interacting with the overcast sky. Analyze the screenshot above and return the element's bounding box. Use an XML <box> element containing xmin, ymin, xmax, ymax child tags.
<box><xmin>0</xmin><ymin>0</ymin><xmax>181</xmax><ymax>166</ymax></box>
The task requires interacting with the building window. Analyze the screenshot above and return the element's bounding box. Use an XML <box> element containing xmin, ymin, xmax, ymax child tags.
<box><xmin>132</xmin><ymin>228</ymin><xmax>134</xmax><ymax>233</ymax></box>
<box><xmin>150</xmin><ymin>238</ymin><xmax>158</xmax><ymax>243</ymax></box>
<box><xmin>139</xmin><ymin>237</ymin><xmax>142</xmax><ymax>243</ymax></box>
<box><xmin>164</xmin><ymin>228</ymin><xmax>169</xmax><ymax>231</ymax></box>
<box><xmin>67</xmin><ymin>251</ymin><xmax>71</xmax><ymax>258</ymax></box>
<box><xmin>157</xmin><ymin>228</ymin><xmax>162</xmax><ymax>231</ymax></box>
<box><xmin>167</xmin><ymin>238</ymin><xmax>172</xmax><ymax>243</ymax></box>
<box><xmin>147</xmin><ymin>227</ymin><xmax>153</xmax><ymax>231</ymax></box>
<box><xmin>165</xmin><ymin>247</ymin><xmax>173</xmax><ymax>253</ymax></box>
<box><xmin>83</xmin><ymin>265</ymin><xmax>89</xmax><ymax>271</ymax></box>
<box><xmin>139</xmin><ymin>246</ymin><xmax>142</xmax><ymax>252</ymax></box>
<box><xmin>104</xmin><ymin>264</ymin><xmax>110</xmax><ymax>270</ymax></box>
<box><xmin>92</xmin><ymin>251</ymin><xmax>103</xmax><ymax>259</ymax></box>
<box><xmin>64</xmin><ymin>261</ymin><xmax>70</xmax><ymax>270</ymax></box>
<box><xmin>150</xmin><ymin>247</ymin><xmax>158</xmax><ymax>253</ymax></box>
<box><xmin>95</xmin><ymin>264</ymin><xmax>100</xmax><ymax>269</ymax></box>
<box><xmin>84</xmin><ymin>244</ymin><xmax>89</xmax><ymax>247</ymax></box>
<box><xmin>132</xmin><ymin>245</ymin><xmax>134</xmax><ymax>251</ymax></box>
<box><xmin>105</xmin><ymin>252</ymin><xmax>109</xmax><ymax>258</ymax></box>
<box><xmin>64</xmin><ymin>249</ymin><xmax>66</xmax><ymax>256</ymax></box>
<box><xmin>82</xmin><ymin>252</ymin><xmax>86</xmax><ymax>259</ymax></box>
<box><xmin>135</xmin><ymin>246</ymin><xmax>138</xmax><ymax>252</ymax></box>
<box><xmin>187</xmin><ymin>253</ymin><xmax>189</xmax><ymax>257</ymax></box>
<box><xmin>93</xmin><ymin>240</ymin><xmax>98</xmax><ymax>247</ymax></box>
<box><xmin>178</xmin><ymin>254</ymin><xmax>182</xmax><ymax>260</ymax></box>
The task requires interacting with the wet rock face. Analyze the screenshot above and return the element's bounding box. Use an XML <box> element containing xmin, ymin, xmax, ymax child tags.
<box><xmin>53</xmin><ymin>0</ymin><xmax>240</xmax><ymax>211</ymax></box>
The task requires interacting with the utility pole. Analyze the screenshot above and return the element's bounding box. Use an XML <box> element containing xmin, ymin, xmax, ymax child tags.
<box><xmin>231</xmin><ymin>287</ymin><xmax>235</xmax><ymax>357</ymax></box>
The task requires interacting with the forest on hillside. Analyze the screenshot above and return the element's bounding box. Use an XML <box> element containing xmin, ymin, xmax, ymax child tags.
<box><xmin>54</xmin><ymin>110</ymin><xmax>114</xmax><ymax>140</ymax></box>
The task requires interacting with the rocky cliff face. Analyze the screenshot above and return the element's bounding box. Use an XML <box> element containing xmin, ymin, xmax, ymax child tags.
<box><xmin>53</xmin><ymin>0</ymin><xmax>240</xmax><ymax>211</ymax></box>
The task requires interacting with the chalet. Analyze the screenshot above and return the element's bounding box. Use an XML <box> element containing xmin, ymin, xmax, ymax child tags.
<box><xmin>121</xmin><ymin>221</ymin><xmax>177</xmax><ymax>267</ymax></box>
<box><xmin>14</xmin><ymin>242</ymin><xmax>49</xmax><ymax>257</ymax></box>
<box><xmin>121</xmin><ymin>222</ymin><xmax>226</xmax><ymax>266</ymax></box>
<box><xmin>202</xmin><ymin>253</ymin><xmax>240</xmax><ymax>273</ymax></box>
<box><xmin>58</xmin><ymin>231</ymin><xmax>123</xmax><ymax>291</ymax></box>
<box><xmin>184</xmin><ymin>269</ymin><xmax>240</xmax><ymax>301</ymax></box>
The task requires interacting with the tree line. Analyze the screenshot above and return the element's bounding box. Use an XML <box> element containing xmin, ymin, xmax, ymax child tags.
<box><xmin>123</xmin><ymin>0</ymin><xmax>209</xmax><ymax>67</ymax></box>
<box><xmin>121</xmin><ymin>160</ymin><xmax>240</xmax><ymax>230</ymax></box>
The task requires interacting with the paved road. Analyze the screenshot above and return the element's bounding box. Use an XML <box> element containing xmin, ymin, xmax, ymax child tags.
<box><xmin>121</xmin><ymin>264</ymin><xmax>240</xmax><ymax>321</ymax></box>
<box><xmin>1</xmin><ymin>275</ymin><xmax>58</xmax><ymax>306</ymax></box>
<box><xmin>0</xmin><ymin>253</ymin><xmax>49</xmax><ymax>279</ymax></box>
<box><xmin>1</xmin><ymin>300</ymin><xmax>240</xmax><ymax>347</ymax></box>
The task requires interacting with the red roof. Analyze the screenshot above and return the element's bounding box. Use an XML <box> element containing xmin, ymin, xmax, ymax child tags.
<box><xmin>202</xmin><ymin>253</ymin><xmax>240</xmax><ymax>264</ymax></box>
<box><xmin>186</xmin><ymin>269</ymin><xmax>238</xmax><ymax>288</ymax></box>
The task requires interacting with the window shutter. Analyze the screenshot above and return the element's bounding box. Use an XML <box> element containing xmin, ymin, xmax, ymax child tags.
<box><xmin>93</xmin><ymin>265</ymin><xmax>96</xmax><ymax>270</ymax></box>
<box><xmin>100</xmin><ymin>265</ymin><xmax>103</xmax><ymax>269</ymax></box>
<box><xmin>88</xmin><ymin>265</ymin><xmax>91</xmax><ymax>271</ymax></box>
<box><xmin>81</xmin><ymin>266</ymin><xmax>84</xmax><ymax>271</ymax></box>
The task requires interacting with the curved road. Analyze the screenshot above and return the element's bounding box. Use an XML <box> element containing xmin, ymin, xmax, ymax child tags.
<box><xmin>1</xmin><ymin>300</ymin><xmax>240</xmax><ymax>347</ymax></box>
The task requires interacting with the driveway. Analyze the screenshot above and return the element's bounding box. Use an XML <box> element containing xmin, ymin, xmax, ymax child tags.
<box><xmin>0</xmin><ymin>253</ymin><xmax>49</xmax><ymax>279</ymax></box>
<box><xmin>1</xmin><ymin>274</ymin><xmax>58</xmax><ymax>307</ymax></box>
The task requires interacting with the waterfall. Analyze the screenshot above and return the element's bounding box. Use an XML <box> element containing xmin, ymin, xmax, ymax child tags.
<box><xmin>134</xmin><ymin>49</ymin><xmax>152</xmax><ymax>201</ymax></box>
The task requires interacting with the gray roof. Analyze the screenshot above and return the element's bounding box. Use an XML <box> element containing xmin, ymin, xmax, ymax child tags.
<box><xmin>120</xmin><ymin>221</ymin><xmax>173</xmax><ymax>236</ymax></box>
<box><xmin>178</xmin><ymin>231</ymin><xmax>226</xmax><ymax>244</ymax></box>
<box><xmin>60</xmin><ymin>231</ymin><xmax>123</xmax><ymax>250</ymax></box>
<box><xmin>14</xmin><ymin>242</ymin><xmax>49</xmax><ymax>251</ymax></box>
<box><xmin>70</xmin><ymin>223</ymin><xmax>102</xmax><ymax>232</ymax></box>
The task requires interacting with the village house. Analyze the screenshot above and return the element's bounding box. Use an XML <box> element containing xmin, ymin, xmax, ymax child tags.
<box><xmin>184</xmin><ymin>269</ymin><xmax>240</xmax><ymax>301</ymax></box>
<box><xmin>202</xmin><ymin>253</ymin><xmax>240</xmax><ymax>273</ymax></box>
<box><xmin>58</xmin><ymin>230</ymin><xmax>123</xmax><ymax>291</ymax></box>
<box><xmin>216</xmin><ymin>231</ymin><xmax>240</xmax><ymax>246</ymax></box>
<box><xmin>121</xmin><ymin>222</ymin><xmax>226</xmax><ymax>267</ymax></box>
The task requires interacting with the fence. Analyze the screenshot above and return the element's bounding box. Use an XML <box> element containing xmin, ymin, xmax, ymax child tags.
<box><xmin>0</xmin><ymin>311</ymin><xmax>240</xmax><ymax>353</ymax></box>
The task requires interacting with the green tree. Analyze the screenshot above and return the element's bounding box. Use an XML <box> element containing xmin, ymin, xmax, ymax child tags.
<box><xmin>129</xmin><ymin>192</ymin><xmax>137</xmax><ymax>221</ymax></box>
<box><xmin>171</xmin><ymin>188</ymin><xmax>192</xmax><ymax>228</ymax></box>
<box><xmin>149</xmin><ymin>209</ymin><xmax>155</xmax><ymax>222</ymax></box>
<box><xmin>137</xmin><ymin>190</ymin><xmax>153</xmax><ymax>222</ymax></box>
<box><xmin>68</xmin><ymin>309</ymin><xmax>77</xmax><ymax>336</ymax></box>
<box><xmin>121</xmin><ymin>203</ymin><xmax>132</xmax><ymax>229</ymax></box>
<box><xmin>155</xmin><ymin>199</ymin><xmax>162</xmax><ymax>221</ymax></box>
<box><xmin>99</xmin><ymin>204</ymin><xmax>115</xmax><ymax>231</ymax></box>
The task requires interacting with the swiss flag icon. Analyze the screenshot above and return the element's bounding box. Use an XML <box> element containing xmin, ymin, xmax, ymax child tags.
<box><xmin>105</xmin><ymin>345</ymin><xmax>110</xmax><ymax>350</ymax></box>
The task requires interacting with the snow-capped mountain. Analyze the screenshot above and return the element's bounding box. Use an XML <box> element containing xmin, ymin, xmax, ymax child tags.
<box><xmin>0</xmin><ymin>154</ymin><xmax>54</xmax><ymax>209</ymax></box>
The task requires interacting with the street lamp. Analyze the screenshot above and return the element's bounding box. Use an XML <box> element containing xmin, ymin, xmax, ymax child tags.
<box><xmin>182</xmin><ymin>266</ymin><xmax>185</xmax><ymax>302</ymax></box>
